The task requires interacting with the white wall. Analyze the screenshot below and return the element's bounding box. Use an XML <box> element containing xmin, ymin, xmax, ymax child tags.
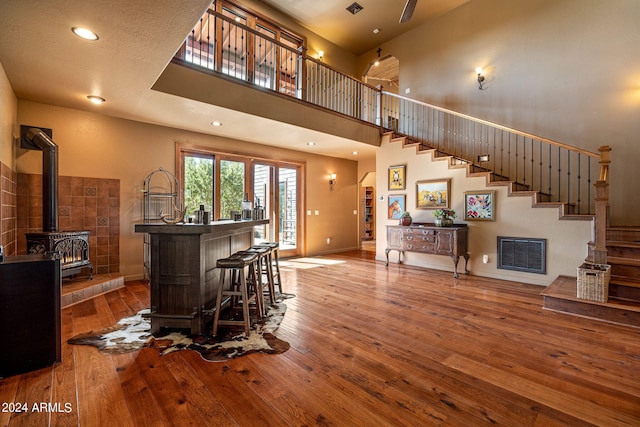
<box><xmin>376</xmin><ymin>135</ymin><xmax>592</xmax><ymax>286</ymax></box>
<box><xmin>360</xmin><ymin>0</ymin><xmax>640</xmax><ymax>225</ymax></box>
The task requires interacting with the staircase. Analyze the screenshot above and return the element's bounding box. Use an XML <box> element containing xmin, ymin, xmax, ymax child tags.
<box><xmin>604</xmin><ymin>227</ymin><xmax>640</xmax><ymax>302</ymax></box>
<box><xmin>391</xmin><ymin>132</ymin><xmax>597</xmax><ymax>221</ymax></box>
<box><xmin>541</xmin><ymin>228</ymin><xmax>640</xmax><ymax>329</ymax></box>
<box><xmin>389</xmin><ymin>130</ymin><xmax>640</xmax><ymax>328</ymax></box>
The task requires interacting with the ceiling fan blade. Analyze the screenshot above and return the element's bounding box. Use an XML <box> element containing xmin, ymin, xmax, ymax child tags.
<box><xmin>399</xmin><ymin>0</ymin><xmax>418</xmax><ymax>23</ymax></box>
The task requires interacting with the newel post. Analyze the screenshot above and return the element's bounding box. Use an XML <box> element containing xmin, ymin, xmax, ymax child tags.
<box><xmin>593</xmin><ymin>145</ymin><xmax>611</xmax><ymax>264</ymax></box>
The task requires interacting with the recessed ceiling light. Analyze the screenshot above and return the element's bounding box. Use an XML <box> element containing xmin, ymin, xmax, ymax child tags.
<box><xmin>306</xmin><ymin>142</ymin><xmax>316</xmax><ymax>146</ymax></box>
<box><xmin>352</xmin><ymin>151</ymin><xmax>359</xmax><ymax>155</ymax></box>
<box><xmin>372</xmin><ymin>28</ymin><xmax>380</xmax><ymax>34</ymax></box>
<box><xmin>211</xmin><ymin>121</ymin><xmax>222</xmax><ymax>127</ymax></box>
<box><xmin>72</xmin><ymin>27</ymin><xmax>99</xmax><ymax>41</ymax></box>
<box><xmin>87</xmin><ymin>95</ymin><xmax>105</xmax><ymax>104</ymax></box>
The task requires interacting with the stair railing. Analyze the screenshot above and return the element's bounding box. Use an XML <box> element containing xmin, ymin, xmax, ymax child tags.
<box><xmin>380</xmin><ymin>92</ymin><xmax>602</xmax><ymax>215</ymax></box>
<box><xmin>174</xmin><ymin>8</ymin><xmax>606</xmax><ymax>217</ymax></box>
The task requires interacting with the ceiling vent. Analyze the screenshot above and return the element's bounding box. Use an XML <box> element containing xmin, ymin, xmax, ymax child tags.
<box><xmin>346</xmin><ymin>2</ymin><xmax>364</xmax><ymax>15</ymax></box>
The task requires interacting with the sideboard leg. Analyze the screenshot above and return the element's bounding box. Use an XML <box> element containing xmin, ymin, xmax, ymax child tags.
<box><xmin>452</xmin><ymin>255</ymin><xmax>460</xmax><ymax>278</ymax></box>
<box><xmin>385</xmin><ymin>249</ymin><xmax>404</xmax><ymax>266</ymax></box>
<box><xmin>463</xmin><ymin>255</ymin><xmax>470</xmax><ymax>275</ymax></box>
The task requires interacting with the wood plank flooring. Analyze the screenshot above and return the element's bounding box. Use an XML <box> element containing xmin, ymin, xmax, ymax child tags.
<box><xmin>2</xmin><ymin>250</ymin><xmax>640</xmax><ymax>426</ymax></box>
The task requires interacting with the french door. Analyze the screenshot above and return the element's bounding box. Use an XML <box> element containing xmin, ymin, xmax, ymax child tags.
<box><xmin>253</xmin><ymin>163</ymin><xmax>300</xmax><ymax>257</ymax></box>
<box><xmin>178</xmin><ymin>144</ymin><xmax>302</xmax><ymax>258</ymax></box>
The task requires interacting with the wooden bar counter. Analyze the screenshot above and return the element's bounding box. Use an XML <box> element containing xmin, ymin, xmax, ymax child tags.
<box><xmin>134</xmin><ymin>219</ymin><xmax>269</xmax><ymax>334</ymax></box>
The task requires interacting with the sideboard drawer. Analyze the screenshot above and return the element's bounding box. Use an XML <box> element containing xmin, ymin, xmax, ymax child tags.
<box><xmin>402</xmin><ymin>232</ymin><xmax>436</xmax><ymax>244</ymax></box>
<box><xmin>404</xmin><ymin>228</ymin><xmax>436</xmax><ymax>237</ymax></box>
<box><xmin>402</xmin><ymin>241</ymin><xmax>436</xmax><ymax>252</ymax></box>
<box><xmin>401</xmin><ymin>228</ymin><xmax>436</xmax><ymax>252</ymax></box>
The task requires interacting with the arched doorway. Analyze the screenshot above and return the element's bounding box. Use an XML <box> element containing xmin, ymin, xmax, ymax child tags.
<box><xmin>363</xmin><ymin>55</ymin><xmax>399</xmax><ymax>94</ymax></box>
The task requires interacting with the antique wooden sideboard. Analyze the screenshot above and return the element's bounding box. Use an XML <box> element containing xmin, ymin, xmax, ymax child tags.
<box><xmin>134</xmin><ymin>219</ymin><xmax>269</xmax><ymax>334</ymax></box>
<box><xmin>386</xmin><ymin>223</ymin><xmax>469</xmax><ymax>278</ymax></box>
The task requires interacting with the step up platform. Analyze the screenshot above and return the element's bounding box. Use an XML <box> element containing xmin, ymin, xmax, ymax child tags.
<box><xmin>541</xmin><ymin>275</ymin><xmax>640</xmax><ymax>328</ymax></box>
<box><xmin>61</xmin><ymin>273</ymin><xmax>125</xmax><ymax>308</ymax></box>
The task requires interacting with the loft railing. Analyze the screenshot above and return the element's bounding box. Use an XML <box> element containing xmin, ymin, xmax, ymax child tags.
<box><xmin>174</xmin><ymin>8</ymin><xmax>379</xmax><ymax>124</ymax></box>
<box><xmin>173</xmin><ymin>8</ymin><xmax>606</xmax><ymax>216</ymax></box>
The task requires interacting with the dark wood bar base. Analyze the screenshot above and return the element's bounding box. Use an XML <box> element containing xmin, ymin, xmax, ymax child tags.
<box><xmin>134</xmin><ymin>220</ymin><xmax>269</xmax><ymax>334</ymax></box>
<box><xmin>386</xmin><ymin>223</ymin><xmax>469</xmax><ymax>278</ymax></box>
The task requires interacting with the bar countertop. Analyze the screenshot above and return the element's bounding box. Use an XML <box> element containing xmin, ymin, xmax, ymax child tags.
<box><xmin>134</xmin><ymin>219</ymin><xmax>270</xmax><ymax>235</ymax></box>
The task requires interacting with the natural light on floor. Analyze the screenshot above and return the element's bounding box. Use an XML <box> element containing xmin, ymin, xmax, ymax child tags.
<box><xmin>279</xmin><ymin>257</ymin><xmax>347</xmax><ymax>269</ymax></box>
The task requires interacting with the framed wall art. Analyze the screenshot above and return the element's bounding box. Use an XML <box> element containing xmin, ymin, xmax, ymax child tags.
<box><xmin>388</xmin><ymin>165</ymin><xmax>406</xmax><ymax>190</ymax></box>
<box><xmin>387</xmin><ymin>194</ymin><xmax>406</xmax><ymax>219</ymax></box>
<box><xmin>464</xmin><ymin>191</ymin><xmax>496</xmax><ymax>221</ymax></box>
<box><xmin>416</xmin><ymin>179</ymin><xmax>450</xmax><ymax>209</ymax></box>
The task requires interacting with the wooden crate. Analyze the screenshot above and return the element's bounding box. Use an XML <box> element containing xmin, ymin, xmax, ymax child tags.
<box><xmin>577</xmin><ymin>262</ymin><xmax>611</xmax><ymax>302</ymax></box>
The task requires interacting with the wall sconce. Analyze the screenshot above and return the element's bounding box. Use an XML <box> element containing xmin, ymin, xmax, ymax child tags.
<box><xmin>475</xmin><ymin>67</ymin><xmax>486</xmax><ymax>90</ymax></box>
<box><xmin>329</xmin><ymin>173</ymin><xmax>336</xmax><ymax>191</ymax></box>
<box><xmin>318</xmin><ymin>50</ymin><xmax>324</xmax><ymax>61</ymax></box>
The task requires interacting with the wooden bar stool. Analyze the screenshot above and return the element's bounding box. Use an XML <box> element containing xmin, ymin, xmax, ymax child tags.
<box><xmin>212</xmin><ymin>251</ymin><xmax>262</xmax><ymax>336</ymax></box>
<box><xmin>234</xmin><ymin>247</ymin><xmax>269</xmax><ymax>315</ymax></box>
<box><xmin>246</xmin><ymin>245</ymin><xmax>276</xmax><ymax>307</ymax></box>
<box><xmin>255</xmin><ymin>242</ymin><xmax>283</xmax><ymax>295</ymax></box>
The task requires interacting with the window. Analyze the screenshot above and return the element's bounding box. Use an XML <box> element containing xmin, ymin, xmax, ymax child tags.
<box><xmin>183</xmin><ymin>154</ymin><xmax>214</xmax><ymax>215</ymax></box>
<box><xmin>219</xmin><ymin>159</ymin><xmax>245</xmax><ymax>219</ymax></box>
<box><xmin>177</xmin><ymin>144</ymin><xmax>303</xmax><ymax>257</ymax></box>
<box><xmin>181</xmin><ymin>0</ymin><xmax>304</xmax><ymax>97</ymax></box>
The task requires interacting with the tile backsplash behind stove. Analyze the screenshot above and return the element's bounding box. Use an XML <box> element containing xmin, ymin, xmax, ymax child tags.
<box><xmin>17</xmin><ymin>174</ymin><xmax>120</xmax><ymax>275</ymax></box>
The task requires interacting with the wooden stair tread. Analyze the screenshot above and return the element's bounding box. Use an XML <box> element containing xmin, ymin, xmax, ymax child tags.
<box><xmin>611</xmin><ymin>276</ymin><xmax>640</xmax><ymax>287</ymax></box>
<box><xmin>542</xmin><ymin>275</ymin><xmax>640</xmax><ymax>328</ymax></box>
<box><xmin>607</xmin><ymin>240</ymin><xmax>640</xmax><ymax>248</ymax></box>
<box><xmin>607</xmin><ymin>256</ymin><xmax>640</xmax><ymax>266</ymax></box>
<box><xmin>542</xmin><ymin>275</ymin><xmax>640</xmax><ymax>308</ymax></box>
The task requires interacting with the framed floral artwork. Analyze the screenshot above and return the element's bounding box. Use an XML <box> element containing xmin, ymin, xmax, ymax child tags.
<box><xmin>388</xmin><ymin>165</ymin><xmax>406</xmax><ymax>190</ymax></box>
<box><xmin>387</xmin><ymin>194</ymin><xmax>406</xmax><ymax>219</ymax></box>
<box><xmin>416</xmin><ymin>179</ymin><xmax>450</xmax><ymax>209</ymax></box>
<box><xmin>464</xmin><ymin>191</ymin><xmax>495</xmax><ymax>221</ymax></box>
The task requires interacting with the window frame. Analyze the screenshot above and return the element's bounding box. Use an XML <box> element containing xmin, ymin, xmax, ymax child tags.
<box><xmin>176</xmin><ymin>142</ymin><xmax>305</xmax><ymax>255</ymax></box>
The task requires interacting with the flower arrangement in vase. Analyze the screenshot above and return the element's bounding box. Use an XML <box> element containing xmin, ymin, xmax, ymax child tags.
<box><xmin>433</xmin><ymin>209</ymin><xmax>455</xmax><ymax>226</ymax></box>
<box><xmin>399</xmin><ymin>211</ymin><xmax>412</xmax><ymax>226</ymax></box>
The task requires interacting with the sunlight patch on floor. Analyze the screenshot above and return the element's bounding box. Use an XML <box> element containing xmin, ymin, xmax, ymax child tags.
<box><xmin>280</xmin><ymin>257</ymin><xmax>347</xmax><ymax>269</ymax></box>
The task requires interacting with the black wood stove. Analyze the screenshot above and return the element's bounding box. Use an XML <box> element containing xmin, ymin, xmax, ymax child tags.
<box><xmin>21</xmin><ymin>126</ymin><xmax>93</xmax><ymax>279</ymax></box>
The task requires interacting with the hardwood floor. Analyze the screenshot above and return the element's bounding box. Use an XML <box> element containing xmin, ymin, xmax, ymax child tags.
<box><xmin>2</xmin><ymin>250</ymin><xmax>639</xmax><ymax>426</ymax></box>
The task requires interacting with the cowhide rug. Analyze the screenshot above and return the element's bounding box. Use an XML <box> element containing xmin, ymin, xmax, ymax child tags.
<box><xmin>68</xmin><ymin>297</ymin><xmax>292</xmax><ymax>361</ymax></box>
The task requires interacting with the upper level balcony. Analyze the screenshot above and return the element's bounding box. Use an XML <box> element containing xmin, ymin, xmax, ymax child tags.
<box><xmin>152</xmin><ymin>6</ymin><xmax>383</xmax><ymax>148</ymax></box>
<box><xmin>155</xmin><ymin>4</ymin><xmax>607</xmax><ymax>219</ymax></box>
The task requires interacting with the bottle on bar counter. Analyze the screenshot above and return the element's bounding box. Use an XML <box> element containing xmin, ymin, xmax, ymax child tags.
<box><xmin>241</xmin><ymin>193</ymin><xmax>253</xmax><ymax>220</ymax></box>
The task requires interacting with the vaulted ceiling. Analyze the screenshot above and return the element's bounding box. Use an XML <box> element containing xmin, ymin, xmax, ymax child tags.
<box><xmin>0</xmin><ymin>0</ymin><xmax>469</xmax><ymax>160</ymax></box>
<box><xmin>263</xmin><ymin>0</ymin><xmax>470</xmax><ymax>55</ymax></box>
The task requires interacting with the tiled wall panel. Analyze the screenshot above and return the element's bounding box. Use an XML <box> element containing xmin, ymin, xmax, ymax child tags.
<box><xmin>17</xmin><ymin>174</ymin><xmax>120</xmax><ymax>274</ymax></box>
<box><xmin>0</xmin><ymin>162</ymin><xmax>17</xmax><ymax>256</ymax></box>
